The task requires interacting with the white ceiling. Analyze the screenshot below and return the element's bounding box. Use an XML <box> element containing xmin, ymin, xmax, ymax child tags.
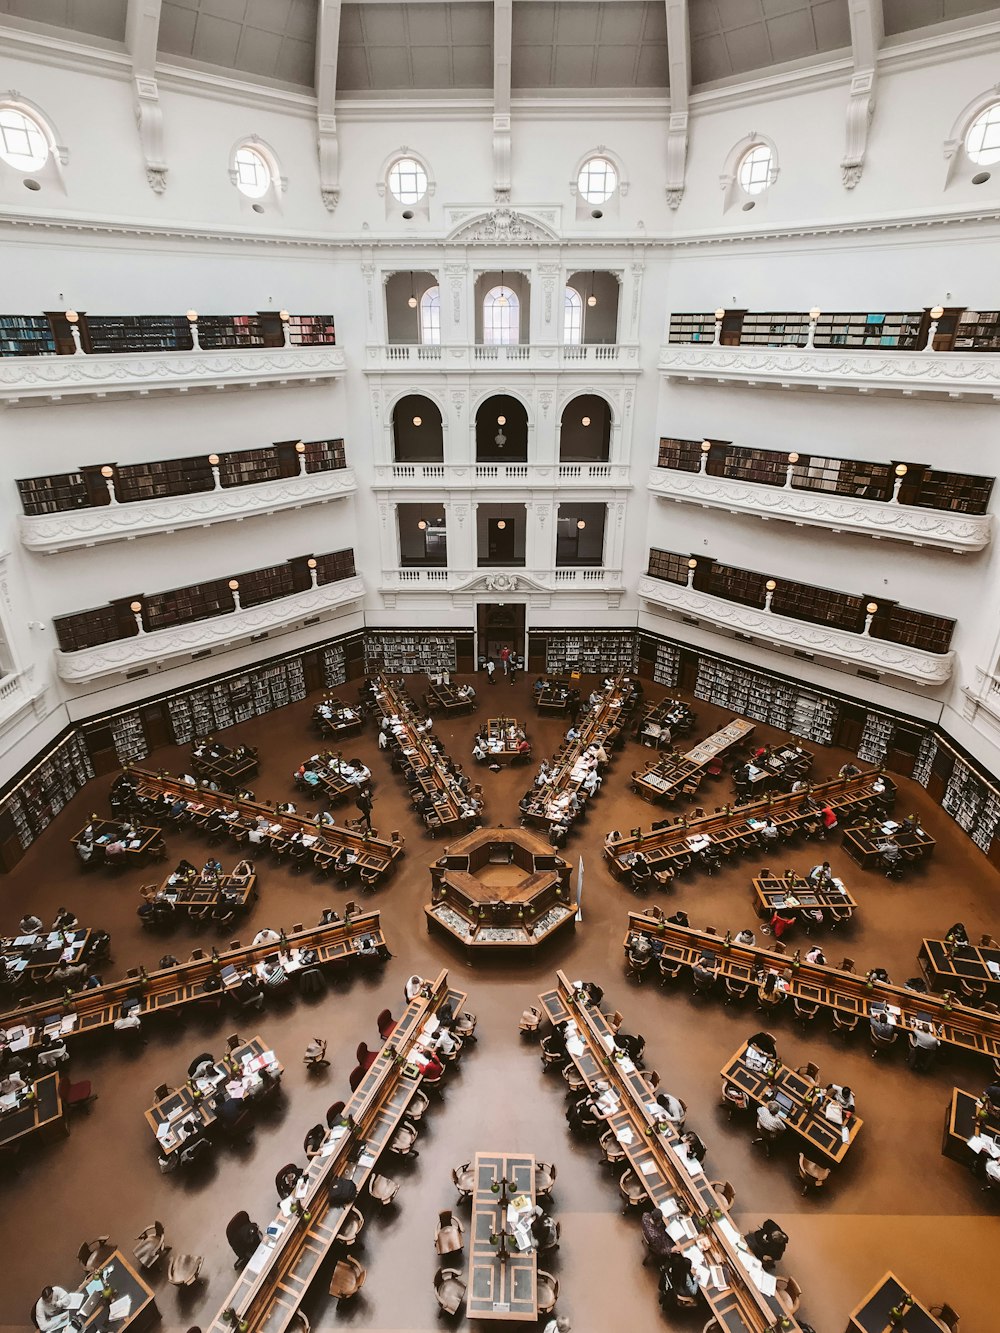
<box><xmin>511</xmin><ymin>2</ymin><xmax>668</xmax><ymax>91</ymax></box>
<box><xmin>1</xmin><ymin>0</ymin><xmax>1000</xmax><ymax>94</ymax></box>
<box><xmin>338</xmin><ymin>2</ymin><xmax>494</xmax><ymax>92</ymax></box>
<box><xmin>158</xmin><ymin>0</ymin><xmax>318</xmax><ymax>88</ymax></box>
<box><xmin>690</xmin><ymin>0</ymin><xmax>850</xmax><ymax>85</ymax></box>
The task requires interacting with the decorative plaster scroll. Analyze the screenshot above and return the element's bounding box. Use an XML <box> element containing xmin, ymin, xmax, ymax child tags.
<box><xmin>134</xmin><ymin>74</ymin><xmax>168</xmax><ymax>194</ymax></box>
<box><xmin>647</xmin><ymin>469</ymin><xmax>991</xmax><ymax>553</ymax></box>
<box><xmin>20</xmin><ymin>469</ymin><xmax>358</xmax><ymax>555</ymax></box>
<box><xmin>637</xmin><ymin>576</ymin><xmax>953</xmax><ymax>686</ymax></box>
<box><xmin>658</xmin><ymin>345</ymin><xmax>1000</xmax><ymax>400</ymax></box>
<box><xmin>484</xmin><ymin>572</ymin><xmax>519</xmax><ymax>591</ymax></box>
<box><xmin>447</xmin><ymin>208</ymin><xmax>559</xmax><ymax>244</ymax></box>
<box><xmin>56</xmin><ymin>577</ymin><xmax>365</xmax><ymax>684</ymax></box>
<box><xmin>841</xmin><ymin>70</ymin><xmax>875</xmax><ymax>189</ymax></box>
<box><xmin>0</xmin><ymin>347</ymin><xmax>346</xmax><ymax>405</ymax></box>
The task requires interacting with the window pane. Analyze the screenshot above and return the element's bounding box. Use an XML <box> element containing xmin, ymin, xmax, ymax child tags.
<box><xmin>737</xmin><ymin>144</ymin><xmax>773</xmax><ymax>195</ymax></box>
<box><xmin>577</xmin><ymin>156</ymin><xmax>617</xmax><ymax>203</ymax></box>
<box><xmin>388</xmin><ymin>157</ymin><xmax>428</xmax><ymax>204</ymax></box>
<box><xmin>483</xmin><ymin>287</ymin><xmax>520</xmax><ymax>345</ymax></box>
<box><xmin>0</xmin><ymin>108</ymin><xmax>49</xmax><ymax>171</ymax></box>
<box><xmin>420</xmin><ymin>286</ymin><xmax>441</xmax><ymax>345</ymax></box>
<box><xmin>563</xmin><ymin>288</ymin><xmax>583</xmax><ymax>344</ymax></box>
<box><xmin>234</xmin><ymin>146</ymin><xmax>270</xmax><ymax>198</ymax></box>
<box><xmin>967</xmin><ymin>104</ymin><xmax>1000</xmax><ymax>165</ymax></box>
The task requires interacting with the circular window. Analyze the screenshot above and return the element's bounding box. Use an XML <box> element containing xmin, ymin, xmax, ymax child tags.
<box><xmin>577</xmin><ymin>156</ymin><xmax>618</xmax><ymax>204</ymax></box>
<box><xmin>966</xmin><ymin>103</ymin><xmax>1000</xmax><ymax>165</ymax></box>
<box><xmin>234</xmin><ymin>145</ymin><xmax>271</xmax><ymax>199</ymax></box>
<box><xmin>388</xmin><ymin>157</ymin><xmax>428</xmax><ymax>205</ymax></box>
<box><xmin>0</xmin><ymin>108</ymin><xmax>49</xmax><ymax>171</ymax></box>
<box><xmin>737</xmin><ymin>143</ymin><xmax>773</xmax><ymax>195</ymax></box>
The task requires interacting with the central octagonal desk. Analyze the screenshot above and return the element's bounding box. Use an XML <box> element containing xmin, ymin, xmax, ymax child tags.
<box><xmin>468</xmin><ymin>1151</ymin><xmax>538</xmax><ymax>1321</ymax></box>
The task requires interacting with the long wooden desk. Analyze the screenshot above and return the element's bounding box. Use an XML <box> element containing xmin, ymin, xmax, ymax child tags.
<box><xmin>155</xmin><ymin>865</ymin><xmax>257</xmax><ymax>915</ymax></box>
<box><xmin>311</xmin><ymin>696</ymin><xmax>364</xmax><ymax>740</ymax></box>
<box><xmin>128</xmin><ymin>769</ymin><xmax>401</xmax><ymax>883</ymax></box>
<box><xmin>192</xmin><ymin>740</ymin><xmax>259</xmax><ymax>788</ymax></box>
<box><xmin>534</xmin><ymin>677</ymin><xmax>573</xmax><ymax>716</ymax></box>
<box><xmin>941</xmin><ymin>1086</ymin><xmax>1000</xmax><ymax>1165</ymax></box>
<box><xmin>0</xmin><ymin>1071</ymin><xmax>66</xmax><ymax>1152</ymax></box>
<box><xmin>0</xmin><ymin>911</ymin><xmax>387</xmax><ymax>1057</ymax></box>
<box><xmin>370</xmin><ymin>673</ymin><xmax>477</xmax><ymax>835</ymax></box>
<box><xmin>605</xmin><ymin>769</ymin><xmax>888</xmax><ymax>881</ymax></box>
<box><xmin>539</xmin><ymin>971</ymin><xmax>805</xmax><ymax>1333</ymax></box>
<box><xmin>1</xmin><ymin>926</ymin><xmax>93</xmax><ymax>981</ymax></box>
<box><xmin>919</xmin><ymin>938</ymin><xmax>1000</xmax><ymax>997</ymax></box>
<box><xmin>468</xmin><ymin>1151</ymin><xmax>538</xmax><ymax>1320</ymax></box>
<box><xmin>751</xmin><ymin>872</ymin><xmax>858</xmax><ymax>926</ymax></box>
<box><xmin>426</xmin><ymin>677</ymin><xmax>477</xmax><ymax>714</ymax></box>
<box><xmin>632</xmin><ymin>718</ymin><xmax>755</xmax><ymax>803</ymax></box>
<box><xmin>846</xmin><ymin>1272</ymin><xmax>947</xmax><ymax>1333</ymax></box>
<box><xmin>523</xmin><ymin>674</ymin><xmax>631</xmax><ymax>829</ymax></box>
<box><xmin>624</xmin><ymin>913</ymin><xmax>1000</xmax><ymax>1065</ymax></box>
<box><xmin>842</xmin><ymin>821</ymin><xmax>936</xmax><ymax>868</ymax></box>
<box><xmin>635</xmin><ymin>696</ymin><xmax>695</xmax><ymax>746</ymax></box>
<box><xmin>483</xmin><ymin>716</ymin><xmax>528</xmax><ymax>764</ymax></box>
<box><xmin>71</xmin><ymin>819</ymin><xmax>162</xmax><ymax>865</ymax></box>
<box><xmin>205</xmin><ymin>967</ymin><xmax>467</xmax><ymax>1333</ymax></box>
<box><xmin>64</xmin><ymin>1249</ymin><xmax>159</xmax><ymax>1333</ymax></box>
<box><xmin>721</xmin><ymin>1040</ymin><xmax>862</xmax><ymax>1165</ymax></box>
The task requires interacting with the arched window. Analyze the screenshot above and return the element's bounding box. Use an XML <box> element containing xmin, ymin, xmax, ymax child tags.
<box><xmin>577</xmin><ymin>156</ymin><xmax>618</xmax><ymax>203</ymax></box>
<box><xmin>483</xmin><ymin>286</ymin><xmax>520</xmax><ymax>346</ymax></box>
<box><xmin>966</xmin><ymin>103</ymin><xmax>1000</xmax><ymax>165</ymax></box>
<box><xmin>420</xmin><ymin>286</ymin><xmax>441</xmax><ymax>345</ymax></box>
<box><xmin>388</xmin><ymin>156</ymin><xmax>428</xmax><ymax>204</ymax></box>
<box><xmin>233</xmin><ymin>144</ymin><xmax>271</xmax><ymax>198</ymax></box>
<box><xmin>0</xmin><ymin>106</ymin><xmax>49</xmax><ymax>171</ymax></box>
<box><xmin>563</xmin><ymin>287</ymin><xmax>583</xmax><ymax>344</ymax></box>
<box><xmin>737</xmin><ymin>143</ymin><xmax>774</xmax><ymax>195</ymax></box>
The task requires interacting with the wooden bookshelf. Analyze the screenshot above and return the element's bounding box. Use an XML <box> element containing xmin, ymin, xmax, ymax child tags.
<box><xmin>115</xmin><ymin>454</ymin><xmax>215</xmax><ymax>502</ymax></box>
<box><xmin>0</xmin><ymin>313</ymin><xmax>57</xmax><ymax>357</ymax></box>
<box><xmin>813</xmin><ymin>311</ymin><xmax>923</xmax><ymax>349</ymax></box>
<box><xmin>85</xmin><ymin>315</ymin><xmax>192</xmax><ymax>354</ymax></box>
<box><xmin>646</xmin><ymin>548</ymin><xmax>690</xmax><ymax>585</ymax></box>
<box><xmin>667</xmin><ymin>312</ymin><xmax>716</xmax><ymax>344</ymax></box>
<box><xmin>738</xmin><ymin>310</ymin><xmax>810</xmax><ymax>347</ymax></box>
<box><xmin>534</xmin><ymin>629</ymin><xmax>638</xmax><ymax>675</ymax></box>
<box><xmin>0</xmin><ymin>733</ymin><xmax>94</xmax><ymax>870</ymax></box>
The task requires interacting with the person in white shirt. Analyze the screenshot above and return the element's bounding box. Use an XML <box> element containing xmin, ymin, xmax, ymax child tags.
<box><xmin>34</xmin><ymin>1287</ymin><xmax>73</xmax><ymax>1332</ymax></box>
<box><xmin>253</xmin><ymin>928</ymin><xmax>281</xmax><ymax>946</ymax></box>
<box><xmin>1</xmin><ymin>1071</ymin><xmax>26</xmax><ymax>1094</ymax></box>
<box><xmin>543</xmin><ymin>1319</ymin><xmax>570</xmax><ymax>1333</ymax></box>
<box><xmin>433</xmin><ymin>1027</ymin><xmax>459</xmax><ymax>1056</ymax></box>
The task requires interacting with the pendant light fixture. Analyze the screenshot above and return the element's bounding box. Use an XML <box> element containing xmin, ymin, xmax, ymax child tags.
<box><xmin>407</xmin><ymin>271</ymin><xmax>417</xmax><ymax>308</ymax></box>
<box><xmin>587</xmin><ymin>271</ymin><xmax>597</xmax><ymax>307</ymax></box>
<box><xmin>497</xmin><ymin>270</ymin><xmax>508</xmax><ymax>307</ymax></box>
<box><xmin>497</xmin><ymin>502</ymin><xmax>506</xmax><ymax>531</ymax></box>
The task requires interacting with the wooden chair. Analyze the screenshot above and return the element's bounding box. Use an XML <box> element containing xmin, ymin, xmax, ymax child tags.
<box><xmin>166</xmin><ymin>1253</ymin><xmax>204</xmax><ymax>1286</ymax></box>
<box><xmin>929</xmin><ymin>1302</ymin><xmax>961</xmax><ymax>1331</ymax></box>
<box><xmin>519</xmin><ymin>1005</ymin><xmax>541</xmax><ymax>1035</ymax></box>
<box><xmin>406</xmin><ymin>1089</ymin><xmax>431</xmax><ymax>1122</ymax></box>
<box><xmin>536</xmin><ymin>1271</ymin><xmax>559</xmax><ymax>1316</ymax></box>
<box><xmin>618</xmin><ymin>1168</ymin><xmax>646</xmax><ymax>1211</ymax></box>
<box><xmin>452</xmin><ymin>1162</ymin><xmax>475</xmax><ymax>1201</ymax></box>
<box><xmin>869</xmin><ymin>1023</ymin><xmax>899</xmax><ymax>1057</ymax></box>
<box><xmin>77</xmin><ymin>1237</ymin><xmax>115</xmax><ymax>1273</ymax></box>
<box><xmin>329</xmin><ymin>1255</ymin><xmax>366</xmax><ymax>1302</ymax></box>
<box><xmin>434</xmin><ymin>1209</ymin><xmax>465</xmax><ymax>1255</ymax></box>
<box><xmin>793</xmin><ymin>996</ymin><xmax>819</xmax><ymax>1026</ymax></box>
<box><xmin>453</xmin><ymin>1011</ymin><xmax>478</xmax><ymax>1042</ymax></box>
<box><xmin>832</xmin><ymin>1009</ymin><xmax>859</xmax><ymax>1038</ymax></box>
<box><xmin>389</xmin><ymin>1117</ymin><xmax>420</xmax><ymax>1158</ymax></box>
<box><xmin>840</xmin><ymin>956</ymin><xmax>857</xmax><ymax>973</ymax></box>
<box><xmin>368</xmin><ymin>1174</ymin><xmax>400</xmax><ymax>1207</ymax></box>
<box><xmin>434</xmin><ymin>1268</ymin><xmax>467</xmax><ymax>1316</ymax></box>
<box><xmin>340</xmin><ymin>1206</ymin><xmax>365</xmax><ymax>1247</ymax></box>
<box><xmin>599</xmin><ymin>1128</ymin><xmax>626</xmax><ymax>1168</ymax></box>
<box><xmin>131</xmin><ymin>1222</ymin><xmax>167</xmax><ymax>1269</ymax></box>
<box><xmin>797</xmin><ymin>1154</ymin><xmax>831</xmax><ymax>1195</ymax></box>
<box><xmin>775</xmin><ymin>1276</ymin><xmax>802</xmax><ymax>1315</ymax></box>
<box><xmin>534</xmin><ymin>1161</ymin><xmax>557</xmax><ymax>1198</ymax></box>
<box><xmin>795</xmin><ymin>1061</ymin><xmax>820</xmax><ymax>1084</ymax></box>
<box><xmin>562</xmin><ymin>1064</ymin><xmax>586</xmax><ymax>1093</ymax></box>
<box><xmin>228</xmin><ymin>939</ymin><xmax>242</xmax><ymax>951</ymax></box>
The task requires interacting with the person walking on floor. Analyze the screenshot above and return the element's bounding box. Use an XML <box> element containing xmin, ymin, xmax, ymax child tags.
<box><xmin>500</xmin><ymin>645</ymin><xmax>511</xmax><ymax>675</ymax></box>
<box><xmin>355</xmin><ymin>786</ymin><xmax>374</xmax><ymax>832</ymax></box>
<box><xmin>486</xmin><ymin>657</ymin><xmax>496</xmax><ymax>684</ymax></box>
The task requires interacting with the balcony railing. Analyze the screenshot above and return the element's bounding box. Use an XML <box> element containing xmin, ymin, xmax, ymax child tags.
<box><xmin>374</xmin><ymin>462</ymin><xmax>631</xmax><ymax>487</ymax></box>
<box><xmin>56</xmin><ymin>572</ymin><xmax>364</xmax><ymax>684</ymax></box>
<box><xmin>380</xmin><ymin>566</ymin><xmax>625</xmax><ymax>607</ymax></box>
<box><xmin>366</xmin><ymin>343</ymin><xmax>640</xmax><ymax>372</ymax></box>
<box><xmin>649</xmin><ymin>441</ymin><xmax>992</xmax><ymax>553</ymax></box>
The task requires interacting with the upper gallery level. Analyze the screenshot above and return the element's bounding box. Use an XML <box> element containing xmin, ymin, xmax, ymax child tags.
<box><xmin>661</xmin><ymin>305</ymin><xmax>1000</xmax><ymax>400</ymax></box>
<box><xmin>17</xmin><ymin>437</ymin><xmax>355</xmax><ymax>555</ymax></box>
<box><xmin>365</xmin><ymin>266</ymin><xmax>640</xmax><ymax>372</ymax></box>
<box><xmin>0</xmin><ymin>309</ymin><xmax>342</xmax><ymax>403</ymax></box>
<box><xmin>650</xmin><ymin>436</ymin><xmax>994</xmax><ymax>553</ymax></box>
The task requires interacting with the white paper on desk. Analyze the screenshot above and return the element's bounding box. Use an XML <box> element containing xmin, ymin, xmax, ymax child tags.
<box><xmin>639</xmin><ymin>1160</ymin><xmax>657</xmax><ymax>1177</ymax></box>
<box><xmin>756</xmin><ymin>1270</ymin><xmax>778</xmax><ymax>1297</ymax></box>
<box><xmin>64</xmin><ymin>1294</ymin><xmax>86</xmax><ymax>1311</ymax></box>
<box><xmin>710</xmin><ymin>1264</ymin><xmax>727</xmax><ymax>1290</ymax></box>
<box><xmin>423</xmin><ymin>1015</ymin><xmax>439</xmax><ymax>1035</ymax></box>
<box><xmin>618</xmin><ymin>1056</ymin><xmax>635</xmax><ymax>1073</ymax></box>
<box><xmin>108</xmin><ymin>1297</ymin><xmax>131</xmax><ymax>1322</ymax></box>
<box><xmin>359</xmin><ymin>1151</ymin><xmax>376</xmax><ymax>1167</ymax></box>
<box><xmin>61</xmin><ymin>1015</ymin><xmax>77</xmax><ymax>1032</ymax></box>
<box><xmin>672</xmin><ymin>1145</ymin><xmax>704</xmax><ymax>1178</ymax></box>
<box><xmin>615</xmin><ymin>1126</ymin><xmax>634</xmax><ymax>1145</ymax></box>
<box><xmin>666</xmin><ymin>1218</ymin><xmax>696</xmax><ymax>1242</ymax></box>
<box><xmin>319</xmin><ymin>1140</ymin><xmax>338</xmax><ymax>1158</ymax></box>
<box><xmin>659</xmin><ymin>1198</ymin><xmax>679</xmax><ymax>1218</ymax></box>
<box><xmin>718</xmin><ymin>1217</ymin><xmax>741</xmax><ymax>1245</ymax></box>
<box><xmin>0</xmin><ymin>1093</ymin><xmax>18</xmax><ymax>1110</ymax></box>
<box><xmin>329</xmin><ymin>1125</ymin><xmax>347</xmax><ymax>1141</ymax></box>
<box><xmin>602</xmin><ymin>1033</ymin><xmax>615</xmax><ymax>1051</ymax></box>
<box><xmin>156</xmin><ymin>1122</ymin><xmax>170</xmax><ymax>1140</ymax></box>
<box><xmin>245</xmin><ymin>1243</ymin><xmax>271</xmax><ymax>1275</ymax></box>
<box><xmin>566</xmin><ymin>1037</ymin><xmax>585</xmax><ymax>1056</ymax></box>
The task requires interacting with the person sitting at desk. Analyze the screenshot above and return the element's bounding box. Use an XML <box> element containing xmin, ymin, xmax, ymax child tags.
<box><xmin>869</xmin><ymin>1009</ymin><xmax>895</xmax><ymax>1042</ymax></box>
<box><xmin>655</xmin><ymin>1090</ymin><xmax>686</xmax><ymax>1125</ymax></box>
<box><xmin>565</xmin><ymin>725</ymin><xmax>580</xmax><ymax>743</ymax></box>
<box><xmin>679</xmin><ymin>1129</ymin><xmax>707</xmax><ymax>1164</ymax></box>
<box><xmin>753</xmin><ymin>1101</ymin><xmax>786</xmax><ymax>1145</ymax></box>
<box><xmin>748</xmin><ymin>1031</ymin><xmax>778</xmax><ymax>1059</ymax></box>
<box><xmin>667</xmin><ymin>909</ymin><xmax>690</xmax><ymax>928</ymax></box>
<box><xmin>871</xmin><ymin>966</ymin><xmax>891</xmax><ymax>983</ymax></box>
<box><xmin>472</xmin><ymin>737</ymin><xmax>486</xmax><ymax>763</ymax></box>
<box><xmin>517</xmin><ymin>738</ymin><xmax>532</xmax><ymax>758</ymax></box>
<box><xmin>827</xmin><ymin>1083</ymin><xmax>855</xmax><ymax>1113</ymax></box>
<box><xmin>767</xmin><ymin>906</ymin><xmax>798</xmax><ymax>940</ymax></box>
<box><xmin>51</xmin><ymin>959</ymin><xmax>88</xmax><ymax>988</ymax></box>
<box><xmin>659</xmin><ymin>1250</ymin><xmax>700</xmax><ymax>1310</ymax></box>
<box><xmin>735</xmin><ymin>928</ymin><xmax>756</xmax><ymax>947</ymax></box>
<box><xmin>253</xmin><ymin>927</ymin><xmax>281</xmax><ymax>946</ymax></box>
<box><xmin>983</xmin><ymin>1082</ymin><xmax>1000</xmax><ymax>1118</ymax></box>
<box><xmin>758</xmin><ymin>819</ymin><xmax>780</xmax><ymax>848</ymax></box>
<box><xmin>805</xmin><ymin>946</ymin><xmax>826</xmax><ymax>966</ymax></box>
<box><xmin>179</xmin><ymin>773</ymin><xmax>197</xmax><ymax>786</ymax></box>
<box><xmin>908</xmin><ymin>1021</ymin><xmax>941</xmax><ymax>1071</ymax></box>
<box><xmin>315</xmin><ymin>810</ymin><xmax>335</xmax><ymax>828</ymax></box>
<box><xmin>201</xmin><ymin>858</ymin><xmax>222</xmax><ymax>881</ymax></box>
<box><xmin>692</xmin><ymin>953</ymin><xmax>718</xmax><ymax>991</ymax></box>
<box><xmin>566</xmin><ymin>1093</ymin><xmax>602</xmax><ymax>1137</ymax></box>
<box><xmin>626</xmin><ymin>933</ymin><xmax>652</xmax><ymax>965</ymax></box>
<box><xmin>18</xmin><ymin>913</ymin><xmax>43</xmax><ymax>934</ymax></box>
<box><xmin>531</xmin><ymin>1205</ymin><xmax>559</xmax><ymax>1251</ymax></box>
<box><xmin>945</xmin><ymin>921</ymin><xmax>970</xmax><ymax>946</ymax></box>
<box><xmin>34</xmin><ymin>1286</ymin><xmax>74</xmax><ymax>1332</ymax></box>
<box><xmin>807</xmin><ymin>861</ymin><xmax>832</xmax><ymax>888</ymax></box>
<box><xmin>839</xmin><ymin>761</ymin><xmax>861</xmax><ymax>779</ymax></box>
<box><xmin>0</xmin><ymin>1069</ymin><xmax>26</xmax><ymax>1094</ymax></box>
<box><xmin>820</xmin><ymin>804</ymin><xmax>838</xmax><ymax>834</ymax></box>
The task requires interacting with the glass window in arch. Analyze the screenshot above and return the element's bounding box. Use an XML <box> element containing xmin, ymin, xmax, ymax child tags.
<box><xmin>966</xmin><ymin>104</ymin><xmax>1000</xmax><ymax>165</ymax></box>
<box><xmin>388</xmin><ymin>157</ymin><xmax>428</xmax><ymax>204</ymax></box>
<box><xmin>234</xmin><ymin>145</ymin><xmax>271</xmax><ymax>198</ymax></box>
<box><xmin>483</xmin><ymin>287</ymin><xmax>520</xmax><ymax>345</ymax></box>
<box><xmin>577</xmin><ymin>156</ymin><xmax>618</xmax><ymax>204</ymax></box>
<box><xmin>420</xmin><ymin>287</ymin><xmax>441</xmax><ymax>345</ymax></box>
<box><xmin>737</xmin><ymin>144</ymin><xmax>773</xmax><ymax>195</ymax></box>
<box><xmin>0</xmin><ymin>108</ymin><xmax>49</xmax><ymax>171</ymax></box>
<box><xmin>564</xmin><ymin>288</ymin><xmax>583</xmax><ymax>344</ymax></box>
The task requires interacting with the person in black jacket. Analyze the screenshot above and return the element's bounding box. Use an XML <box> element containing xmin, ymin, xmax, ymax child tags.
<box><xmin>745</xmin><ymin>1218</ymin><xmax>789</xmax><ymax>1267</ymax></box>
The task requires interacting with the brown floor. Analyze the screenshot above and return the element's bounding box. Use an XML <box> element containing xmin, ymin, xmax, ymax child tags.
<box><xmin>2</xmin><ymin>672</ymin><xmax>999</xmax><ymax>1333</ymax></box>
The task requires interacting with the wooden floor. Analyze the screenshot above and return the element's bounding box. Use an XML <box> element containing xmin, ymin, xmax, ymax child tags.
<box><xmin>2</xmin><ymin>671</ymin><xmax>999</xmax><ymax>1332</ymax></box>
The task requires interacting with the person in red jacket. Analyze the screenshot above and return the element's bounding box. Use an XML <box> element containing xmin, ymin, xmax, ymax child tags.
<box><xmin>500</xmin><ymin>645</ymin><xmax>511</xmax><ymax>675</ymax></box>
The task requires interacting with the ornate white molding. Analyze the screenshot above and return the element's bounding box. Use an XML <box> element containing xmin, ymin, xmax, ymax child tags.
<box><xmin>647</xmin><ymin>469</ymin><xmax>991</xmax><ymax>553</ymax></box>
<box><xmin>638</xmin><ymin>576</ymin><xmax>953</xmax><ymax>687</ymax></box>
<box><xmin>447</xmin><ymin>208</ymin><xmax>560</xmax><ymax>244</ymax></box>
<box><xmin>379</xmin><ymin>567</ymin><xmax>624</xmax><ymax>610</ymax></box>
<box><xmin>20</xmin><ymin>468</ymin><xmax>357</xmax><ymax>555</ymax></box>
<box><xmin>367</xmin><ymin>343</ymin><xmax>638</xmax><ymax>372</ymax></box>
<box><xmin>55</xmin><ymin>576</ymin><xmax>365</xmax><ymax>684</ymax></box>
<box><xmin>659</xmin><ymin>344</ymin><xmax>1000</xmax><ymax>401</ymax></box>
<box><xmin>841</xmin><ymin>70</ymin><xmax>875</xmax><ymax>189</ymax></box>
<box><xmin>0</xmin><ymin>346</ymin><xmax>345</xmax><ymax>406</ymax></box>
<box><xmin>375</xmin><ymin>462</ymin><xmax>631</xmax><ymax>489</ymax></box>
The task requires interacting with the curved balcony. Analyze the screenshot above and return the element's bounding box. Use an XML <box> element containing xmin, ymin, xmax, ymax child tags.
<box><xmin>637</xmin><ymin>575</ymin><xmax>953</xmax><ymax>687</ymax></box>
<box><xmin>647</xmin><ymin>468</ymin><xmax>991</xmax><ymax>553</ymax></box>
<box><xmin>56</xmin><ymin>575</ymin><xmax>364</xmax><ymax>685</ymax></box>
<box><xmin>380</xmin><ymin>566</ymin><xmax>625</xmax><ymax>610</ymax></box>
<box><xmin>0</xmin><ymin>345</ymin><xmax>346</xmax><ymax>406</ymax></box>
<box><xmin>658</xmin><ymin>345</ymin><xmax>1000</xmax><ymax>402</ymax></box>
<box><xmin>374</xmin><ymin>462</ymin><xmax>631</xmax><ymax>488</ymax></box>
<box><xmin>366</xmin><ymin>343</ymin><xmax>639</xmax><ymax>373</ymax></box>
<box><xmin>20</xmin><ymin>467</ymin><xmax>357</xmax><ymax>555</ymax></box>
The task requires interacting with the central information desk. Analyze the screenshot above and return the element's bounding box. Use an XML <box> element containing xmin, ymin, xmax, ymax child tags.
<box><xmin>468</xmin><ymin>1151</ymin><xmax>538</xmax><ymax>1321</ymax></box>
<box><xmin>632</xmin><ymin>718</ymin><xmax>755</xmax><ymax>803</ymax></box>
<box><xmin>624</xmin><ymin>913</ymin><xmax>1000</xmax><ymax>1066</ymax></box>
<box><xmin>426</xmin><ymin>827</ymin><xmax>575</xmax><ymax>952</ymax></box>
<box><xmin>539</xmin><ymin>971</ymin><xmax>806</xmax><ymax>1333</ymax></box>
<box><xmin>721</xmin><ymin>1040</ymin><xmax>862</xmax><ymax>1166</ymax></box>
<box><xmin>605</xmin><ymin>768</ymin><xmax>889</xmax><ymax>881</ymax></box>
<box><xmin>206</xmin><ymin>968</ymin><xmax>467</xmax><ymax>1333</ymax></box>
<box><xmin>0</xmin><ymin>911</ymin><xmax>387</xmax><ymax>1057</ymax></box>
<box><xmin>127</xmin><ymin>769</ymin><xmax>402</xmax><ymax>884</ymax></box>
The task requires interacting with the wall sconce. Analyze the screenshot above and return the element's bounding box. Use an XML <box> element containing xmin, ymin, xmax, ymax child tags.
<box><xmin>890</xmin><ymin>463</ymin><xmax>907</xmax><ymax>503</ymax></box>
<box><xmin>686</xmin><ymin>557</ymin><xmax>697</xmax><ymax>588</ymax></box>
<box><xmin>863</xmin><ymin>601</ymin><xmax>878</xmax><ymax>636</ymax></box>
<box><xmin>764</xmin><ymin>578</ymin><xmax>776</xmax><ymax>612</ymax></box>
<box><xmin>228</xmin><ymin>579</ymin><xmax>241</xmax><ymax>611</ymax></box>
<box><xmin>785</xmin><ymin>452</ymin><xmax>799</xmax><ymax>488</ymax></box>
<box><xmin>412</xmin><ymin>416</ymin><xmax>422</xmax><ymax>426</ymax></box>
<box><xmin>279</xmin><ymin>309</ymin><xmax>292</xmax><ymax>347</ymax></box>
<box><xmin>417</xmin><ymin>519</ymin><xmax>427</xmax><ymax>530</ymax></box>
<box><xmin>497</xmin><ymin>415</ymin><xmax>506</xmax><ymax>426</ymax></box>
<box><xmin>805</xmin><ymin>308</ymin><xmax>821</xmax><ymax>349</ymax></box>
<box><xmin>130</xmin><ymin>601</ymin><xmax>145</xmax><ymax>635</ymax></box>
<box><xmin>208</xmin><ymin>453</ymin><xmax>222</xmax><ymax>490</ymax></box>
<box><xmin>581</xmin><ymin>416</ymin><xmax>591</xmax><ymax>427</ymax></box>
<box><xmin>925</xmin><ymin>306</ymin><xmax>944</xmax><ymax>352</ymax></box>
<box><xmin>295</xmin><ymin>440</ymin><xmax>307</xmax><ymax>475</ymax></box>
<box><xmin>307</xmin><ymin>557</ymin><xmax>318</xmax><ymax>586</ymax></box>
<box><xmin>713</xmin><ymin>308</ymin><xmax>725</xmax><ymax>345</ymax></box>
<box><xmin>100</xmin><ymin>465</ymin><xmax>118</xmax><ymax>506</ymax></box>
<box><xmin>577</xmin><ymin>519</ymin><xmax>586</xmax><ymax>530</ymax></box>
<box><xmin>65</xmin><ymin>309</ymin><xmax>83</xmax><ymax>355</ymax></box>
<box><xmin>699</xmin><ymin>440</ymin><xmax>711</xmax><ymax>473</ymax></box>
